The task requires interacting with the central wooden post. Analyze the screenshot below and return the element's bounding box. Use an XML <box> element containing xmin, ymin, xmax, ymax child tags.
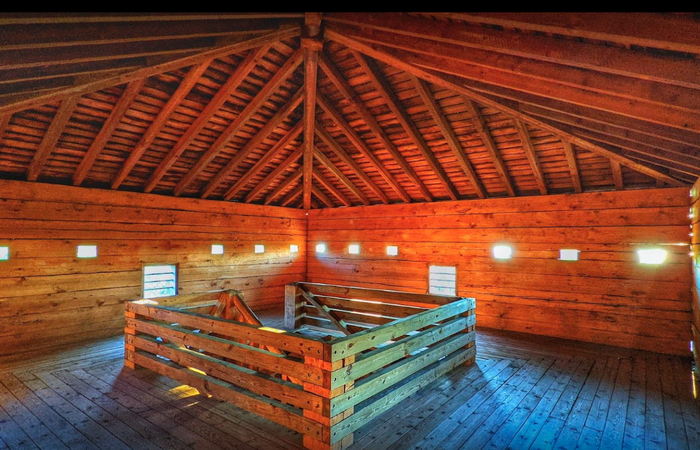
<box><xmin>302</xmin><ymin>12</ymin><xmax>322</xmax><ymax>210</ymax></box>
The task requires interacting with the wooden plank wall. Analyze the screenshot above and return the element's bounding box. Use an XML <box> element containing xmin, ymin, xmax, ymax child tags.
<box><xmin>690</xmin><ymin>179</ymin><xmax>700</xmax><ymax>369</ymax></box>
<box><xmin>0</xmin><ymin>179</ymin><xmax>306</xmax><ymax>358</ymax></box>
<box><xmin>307</xmin><ymin>188</ymin><xmax>692</xmax><ymax>355</ymax></box>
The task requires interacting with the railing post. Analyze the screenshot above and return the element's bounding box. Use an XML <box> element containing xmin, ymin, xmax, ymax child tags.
<box><xmin>124</xmin><ymin>306</ymin><xmax>137</xmax><ymax>369</ymax></box>
<box><xmin>285</xmin><ymin>283</ymin><xmax>302</xmax><ymax>330</ymax></box>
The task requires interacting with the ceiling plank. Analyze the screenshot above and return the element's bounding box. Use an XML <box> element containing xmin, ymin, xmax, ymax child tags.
<box><xmin>72</xmin><ymin>78</ymin><xmax>145</xmax><ymax>185</ymax></box>
<box><xmin>200</xmin><ymin>89</ymin><xmax>303</xmax><ymax>199</ymax></box>
<box><xmin>412</xmin><ymin>77</ymin><xmax>486</xmax><ymax>199</ymax></box>
<box><xmin>0</xmin><ymin>26</ymin><xmax>300</xmax><ymax>117</ymax></box>
<box><xmin>111</xmin><ymin>59</ymin><xmax>211</xmax><ymax>189</ymax></box>
<box><xmin>562</xmin><ymin>141</ymin><xmax>583</xmax><ymax>193</ymax></box>
<box><xmin>175</xmin><ymin>48</ymin><xmax>304</xmax><ymax>195</ymax></box>
<box><xmin>261</xmin><ymin>164</ymin><xmax>303</xmax><ymax>204</ymax></box>
<box><xmin>330</xmin><ymin>23</ymin><xmax>700</xmax><ymax>116</ymax></box>
<box><xmin>326</xmin><ymin>29</ymin><xmax>685</xmax><ymax>187</ymax></box>
<box><xmin>143</xmin><ymin>45</ymin><xmax>271</xmax><ymax>192</ymax></box>
<box><xmin>221</xmin><ymin>123</ymin><xmax>303</xmax><ymax>201</ymax></box>
<box><xmin>513</xmin><ymin>120</ymin><xmax>547</xmax><ymax>195</ymax></box>
<box><xmin>314</xmin><ymin>170</ymin><xmax>351</xmax><ymax>207</ymax></box>
<box><xmin>0</xmin><ymin>13</ymin><xmax>303</xmax><ymax>26</ymax></box>
<box><xmin>316</xmin><ymin>92</ymin><xmax>410</xmax><ymax>202</ymax></box>
<box><xmin>349</xmin><ymin>51</ymin><xmax>437</xmax><ymax>201</ymax></box>
<box><xmin>356</xmin><ymin>57</ymin><xmax>459</xmax><ymax>199</ymax></box>
<box><xmin>463</xmin><ymin>99</ymin><xmax>516</xmax><ymax>196</ymax></box>
<box><xmin>26</xmin><ymin>96</ymin><xmax>79</xmax><ymax>181</ymax></box>
<box><xmin>325</xmin><ymin>14</ymin><xmax>700</xmax><ymax>90</ymax></box>
<box><xmin>435</xmin><ymin>12</ymin><xmax>700</xmax><ymax>55</ymax></box>
<box><xmin>610</xmin><ymin>160</ymin><xmax>624</xmax><ymax>189</ymax></box>
<box><xmin>315</xmin><ymin>124</ymin><xmax>389</xmax><ymax>203</ymax></box>
<box><xmin>314</xmin><ymin>147</ymin><xmax>370</xmax><ymax>205</ymax></box>
<box><xmin>245</xmin><ymin>147</ymin><xmax>302</xmax><ymax>205</ymax></box>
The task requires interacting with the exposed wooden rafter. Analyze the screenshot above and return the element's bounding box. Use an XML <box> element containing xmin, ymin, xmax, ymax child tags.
<box><xmin>513</xmin><ymin>120</ymin><xmax>547</xmax><ymax>195</ymax></box>
<box><xmin>562</xmin><ymin>141</ymin><xmax>583</xmax><ymax>193</ymax></box>
<box><xmin>314</xmin><ymin>169</ymin><xmax>351</xmax><ymax>207</ymax></box>
<box><xmin>73</xmin><ymin>78</ymin><xmax>145</xmax><ymax>185</ymax></box>
<box><xmin>26</xmin><ymin>96</ymin><xmax>79</xmax><ymax>181</ymax></box>
<box><xmin>262</xmin><ymin>165</ymin><xmax>302</xmax><ymax>205</ymax></box>
<box><xmin>325</xmin><ymin>29</ymin><xmax>685</xmax><ymax>187</ymax></box>
<box><xmin>314</xmin><ymin>147</ymin><xmax>370</xmax><ymax>205</ymax></box>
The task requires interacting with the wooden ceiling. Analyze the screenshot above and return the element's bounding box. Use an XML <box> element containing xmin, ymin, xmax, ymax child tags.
<box><xmin>0</xmin><ymin>12</ymin><xmax>697</xmax><ymax>209</ymax></box>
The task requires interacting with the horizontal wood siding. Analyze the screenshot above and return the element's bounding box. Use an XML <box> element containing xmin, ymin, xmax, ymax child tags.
<box><xmin>307</xmin><ymin>188</ymin><xmax>692</xmax><ymax>355</ymax></box>
<box><xmin>0</xmin><ymin>179</ymin><xmax>306</xmax><ymax>357</ymax></box>
<box><xmin>691</xmin><ymin>179</ymin><xmax>700</xmax><ymax>370</ymax></box>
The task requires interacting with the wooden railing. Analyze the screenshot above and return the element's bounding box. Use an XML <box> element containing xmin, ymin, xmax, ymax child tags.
<box><xmin>125</xmin><ymin>284</ymin><xmax>476</xmax><ymax>449</ymax></box>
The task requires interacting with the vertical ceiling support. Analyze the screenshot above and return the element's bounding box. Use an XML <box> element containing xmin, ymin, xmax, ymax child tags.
<box><xmin>302</xmin><ymin>13</ymin><xmax>322</xmax><ymax>210</ymax></box>
<box><xmin>562</xmin><ymin>141</ymin><xmax>583</xmax><ymax>193</ymax></box>
<box><xmin>413</xmin><ymin>77</ymin><xmax>486</xmax><ymax>199</ymax></box>
<box><xmin>27</xmin><ymin>96</ymin><xmax>79</xmax><ymax>181</ymax></box>
<box><xmin>514</xmin><ymin>120</ymin><xmax>548</xmax><ymax>195</ymax></box>
<box><xmin>463</xmin><ymin>99</ymin><xmax>517</xmax><ymax>196</ymax></box>
<box><xmin>0</xmin><ymin>114</ymin><xmax>11</xmax><ymax>148</ymax></box>
<box><xmin>73</xmin><ymin>78</ymin><xmax>145</xmax><ymax>186</ymax></box>
<box><xmin>111</xmin><ymin>59</ymin><xmax>212</xmax><ymax>189</ymax></box>
<box><xmin>610</xmin><ymin>159</ymin><xmax>624</xmax><ymax>189</ymax></box>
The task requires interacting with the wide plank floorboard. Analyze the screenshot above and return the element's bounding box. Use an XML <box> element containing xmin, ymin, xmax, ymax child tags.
<box><xmin>1</xmin><ymin>309</ymin><xmax>697</xmax><ymax>449</ymax></box>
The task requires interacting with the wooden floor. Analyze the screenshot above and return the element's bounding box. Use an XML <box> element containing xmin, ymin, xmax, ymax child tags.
<box><xmin>1</xmin><ymin>310</ymin><xmax>699</xmax><ymax>449</ymax></box>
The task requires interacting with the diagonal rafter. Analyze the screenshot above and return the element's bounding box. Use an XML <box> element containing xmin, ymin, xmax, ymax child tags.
<box><xmin>357</xmin><ymin>60</ymin><xmax>459</xmax><ymax>200</ymax></box>
<box><xmin>413</xmin><ymin>77</ymin><xmax>486</xmax><ymax>199</ymax></box>
<box><xmin>0</xmin><ymin>26</ymin><xmax>301</xmax><ymax>117</ymax></box>
<box><xmin>315</xmin><ymin>124</ymin><xmax>389</xmax><ymax>203</ymax></box>
<box><xmin>316</xmin><ymin>92</ymin><xmax>410</xmax><ymax>202</ymax></box>
<box><xmin>513</xmin><ymin>120</ymin><xmax>547</xmax><ymax>195</ymax></box>
<box><xmin>463</xmin><ymin>99</ymin><xmax>516</xmax><ymax>196</ymax></box>
<box><xmin>200</xmin><ymin>88</ymin><xmax>304</xmax><ymax>199</ymax></box>
<box><xmin>314</xmin><ymin>169</ymin><xmax>351</xmax><ymax>207</ymax></box>
<box><xmin>325</xmin><ymin>29</ymin><xmax>684</xmax><ymax>187</ymax></box>
<box><xmin>221</xmin><ymin>123</ymin><xmax>303</xmax><ymax>201</ymax></box>
<box><xmin>26</xmin><ymin>96</ymin><xmax>79</xmax><ymax>181</ymax></box>
<box><xmin>248</xmin><ymin>150</ymin><xmax>303</xmax><ymax>203</ymax></box>
<box><xmin>262</xmin><ymin>165</ymin><xmax>303</xmax><ymax>205</ymax></box>
<box><xmin>314</xmin><ymin>147</ymin><xmax>370</xmax><ymax>205</ymax></box>
<box><xmin>278</xmin><ymin>181</ymin><xmax>303</xmax><ymax>207</ymax></box>
<box><xmin>73</xmin><ymin>78</ymin><xmax>145</xmax><ymax>185</ymax></box>
<box><xmin>144</xmin><ymin>44</ymin><xmax>272</xmax><ymax>192</ymax></box>
<box><xmin>562</xmin><ymin>141</ymin><xmax>583</xmax><ymax>193</ymax></box>
<box><xmin>111</xmin><ymin>58</ymin><xmax>212</xmax><ymax>189</ymax></box>
<box><xmin>312</xmin><ymin>183</ymin><xmax>336</xmax><ymax>208</ymax></box>
<box><xmin>175</xmin><ymin>48</ymin><xmax>304</xmax><ymax>195</ymax></box>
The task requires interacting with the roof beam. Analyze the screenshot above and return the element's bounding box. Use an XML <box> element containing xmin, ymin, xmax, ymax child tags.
<box><xmin>279</xmin><ymin>185</ymin><xmax>302</xmax><ymax>208</ymax></box>
<box><xmin>175</xmin><ymin>49</ymin><xmax>304</xmax><ymax>195</ymax></box>
<box><xmin>364</xmin><ymin>43</ymin><xmax>700</xmax><ymax>134</ymax></box>
<box><xmin>26</xmin><ymin>96</ymin><xmax>78</xmax><ymax>181</ymax></box>
<box><xmin>326</xmin><ymin>29</ymin><xmax>684</xmax><ymax>187</ymax></box>
<box><xmin>111</xmin><ymin>59</ymin><xmax>211</xmax><ymax>189</ymax></box>
<box><xmin>72</xmin><ymin>78</ymin><xmax>144</xmax><ymax>185</ymax></box>
<box><xmin>356</xmin><ymin>58</ymin><xmax>458</xmax><ymax>199</ymax></box>
<box><xmin>513</xmin><ymin>120</ymin><xmax>547</xmax><ymax>195</ymax></box>
<box><xmin>314</xmin><ymin>147</ymin><xmax>370</xmax><ymax>205</ymax></box>
<box><xmin>314</xmin><ymin>170</ymin><xmax>351</xmax><ymax>207</ymax></box>
<box><xmin>562</xmin><ymin>141</ymin><xmax>583</xmax><ymax>193</ymax></box>
<box><xmin>143</xmin><ymin>45</ymin><xmax>270</xmax><ymax>192</ymax></box>
<box><xmin>326</xmin><ymin>13</ymin><xmax>700</xmax><ymax>90</ymax></box>
<box><xmin>315</xmin><ymin>124</ymin><xmax>389</xmax><ymax>203</ymax></box>
<box><xmin>200</xmin><ymin>90</ymin><xmax>303</xmax><ymax>199</ymax></box>
<box><xmin>462</xmin><ymin>99</ymin><xmax>516</xmax><ymax>196</ymax></box>
<box><xmin>221</xmin><ymin>123</ymin><xmax>303</xmax><ymax>201</ymax></box>
<box><xmin>312</xmin><ymin>183</ymin><xmax>337</xmax><ymax>208</ymax></box>
<box><xmin>248</xmin><ymin>150</ymin><xmax>303</xmax><ymax>203</ymax></box>
<box><xmin>350</xmin><ymin>51</ymin><xmax>438</xmax><ymax>201</ymax></box>
<box><xmin>262</xmin><ymin>165</ymin><xmax>303</xmax><ymax>205</ymax></box>
<box><xmin>316</xmin><ymin>92</ymin><xmax>410</xmax><ymax>202</ymax></box>
<box><xmin>412</xmin><ymin>77</ymin><xmax>486</xmax><ymax>199</ymax></box>
<box><xmin>0</xmin><ymin>26</ymin><xmax>300</xmax><ymax>117</ymax></box>
<box><xmin>436</xmin><ymin>12</ymin><xmax>700</xmax><ymax>55</ymax></box>
<box><xmin>302</xmin><ymin>13</ymin><xmax>322</xmax><ymax>210</ymax></box>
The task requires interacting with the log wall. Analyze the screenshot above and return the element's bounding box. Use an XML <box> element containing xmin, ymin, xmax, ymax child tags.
<box><xmin>0</xmin><ymin>179</ymin><xmax>306</xmax><ymax>358</ymax></box>
<box><xmin>307</xmin><ymin>188</ymin><xmax>692</xmax><ymax>355</ymax></box>
<box><xmin>691</xmin><ymin>179</ymin><xmax>700</xmax><ymax>369</ymax></box>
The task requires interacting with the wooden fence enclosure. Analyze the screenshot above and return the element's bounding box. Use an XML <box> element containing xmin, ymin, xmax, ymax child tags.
<box><xmin>124</xmin><ymin>283</ymin><xmax>476</xmax><ymax>449</ymax></box>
